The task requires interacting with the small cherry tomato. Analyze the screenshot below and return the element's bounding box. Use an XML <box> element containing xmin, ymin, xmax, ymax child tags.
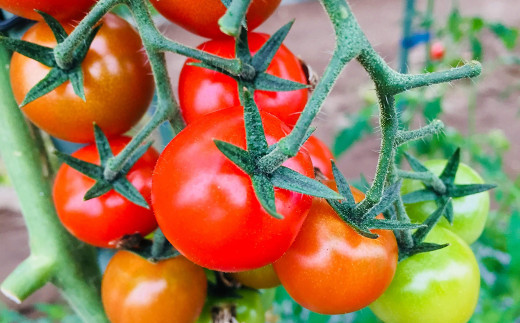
<box><xmin>10</xmin><ymin>13</ymin><xmax>154</xmax><ymax>143</ymax></box>
<box><xmin>149</xmin><ymin>0</ymin><xmax>281</xmax><ymax>39</ymax></box>
<box><xmin>302</xmin><ymin>135</ymin><xmax>334</xmax><ymax>179</ymax></box>
<box><xmin>370</xmin><ymin>226</ymin><xmax>480</xmax><ymax>323</ymax></box>
<box><xmin>229</xmin><ymin>264</ymin><xmax>281</xmax><ymax>290</ymax></box>
<box><xmin>430</xmin><ymin>41</ymin><xmax>445</xmax><ymax>60</ymax></box>
<box><xmin>401</xmin><ymin>160</ymin><xmax>490</xmax><ymax>244</ymax></box>
<box><xmin>152</xmin><ymin>107</ymin><xmax>314</xmax><ymax>272</ymax></box>
<box><xmin>273</xmin><ymin>183</ymin><xmax>398</xmax><ymax>315</ymax></box>
<box><xmin>197</xmin><ymin>288</ymin><xmax>264</xmax><ymax>323</ymax></box>
<box><xmin>102</xmin><ymin>251</ymin><xmax>207</xmax><ymax>323</ymax></box>
<box><xmin>53</xmin><ymin>137</ymin><xmax>158</xmax><ymax>248</ymax></box>
<box><xmin>0</xmin><ymin>0</ymin><xmax>96</xmax><ymax>21</ymax></box>
<box><xmin>179</xmin><ymin>33</ymin><xmax>308</xmax><ymax>127</ymax></box>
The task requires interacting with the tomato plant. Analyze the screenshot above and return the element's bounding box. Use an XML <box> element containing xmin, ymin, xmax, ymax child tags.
<box><xmin>401</xmin><ymin>160</ymin><xmax>490</xmax><ymax>244</ymax></box>
<box><xmin>196</xmin><ymin>288</ymin><xmax>264</xmax><ymax>323</ymax></box>
<box><xmin>152</xmin><ymin>107</ymin><xmax>314</xmax><ymax>272</ymax></box>
<box><xmin>229</xmin><ymin>264</ymin><xmax>281</xmax><ymax>290</ymax></box>
<box><xmin>102</xmin><ymin>251</ymin><xmax>207</xmax><ymax>323</ymax></box>
<box><xmin>149</xmin><ymin>0</ymin><xmax>281</xmax><ymax>39</ymax></box>
<box><xmin>273</xmin><ymin>184</ymin><xmax>398</xmax><ymax>315</ymax></box>
<box><xmin>370</xmin><ymin>226</ymin><xmax>480</xmax><ymax>323</ymax></box>
<box><xmin>10</xmin><ymin>13</ymin><xmax>154</xmax><ymax>143</ymax></box>
<box><xmin>178</xmin><ymin>33</ymin><xmax>308</xmax><ymax>127</ymax></box>
<box><xmin>302</xmin><ymin>135</ymin><xmax>335</xmax><ymax>179</ymax></box>
<box><xmin>53</xmin><ymin>137</ymin><xmax>159</xmax><ymax>248</ymax></box>
<box><xmin>0</xmin><ymin>0</ymin><xmax>96</xmax><ymax>22</ymax></box>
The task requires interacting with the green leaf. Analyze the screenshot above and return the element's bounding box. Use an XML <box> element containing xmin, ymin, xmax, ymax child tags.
<box><xmin>238</xmin><ymin>85</ymin><xmax>268</xmax><ymax>159</ymax></box>
<box><xmin>254</xmin><ymin>73</ymin><xmax>309</xmax><ymax>92</ymax></box>
<box><xmin>84</xmin><ymin>180</ymin><xmax>112</xmax><ymax>200</ymax></box>
<box><xmin>439</xmin><ymin>148</ymin><xmax>460</xmax><ymax>183</ymax></box>
<box><xmin>214</xmin><ymin>140</ymin><xmax>253</xmax><ymax>174</ymax></box>
<box><xmin>488</xmin><ymin>23</ymin><xmax>519</xmax><ymax>50</ymax></box>
<box><xmin>333</xmin><ymin>106</ymin><xmax>372</xmax><ymax>156</ymax></box>
<box><xmin>113</xmin><ymin>178</ymin><xmax>149</xmax><ymax>209</ymax></box>
<box><xmin>448</xmin><ymin>9</ymin><xmax>463</xmax><ymax>41</ymax></box>
<box><xmin>271</xmin><ymin>166</ymin><xmax>343</xmax><ymax>199</ymax></box>
<box><xmin>424</xmin><ymin>97</ymin><xmax>442</xmax><ymax>121</ymax></box>
<box><xmin>449</xmin><ymin>183</ymin><xmax>496</xmax><ymax>198</ymax></box>
<box><xmin>252</xmin><ymin>21</ymin><xmax>294</xmax><ymax>72</ymax></box>
<box><xmin>470</xmin><ymin>36</ymin><xmax>483</xmax><ymax>61</ymax></box>
<box><xmin>54</xmin><ymin>151</ymin><xmax>104</xmax><ymax>179</ymax></box>
<box><xmin>401</xmin><ymin>189</ymin><xmax>438</xmax><ymax>203</ymax></box>
<box><xmin>331</xmin><ymin>161</ymin><xmax>356</xmax><ymax>207</ymax></box>
<box><xmin>36</xmin><ymin>10</ymin><xmax>68</xmax><ymax>43</ymax></box>
<box><xmin>0</xmin><ymin>36</ymin><xmax>55</xmax><ymax>67</ymax></box>
<box><xmin>93</xmin><ymin>125</ymin><xmax>113</xmax><ymax>167</ymax></box>
<box><xmin>413</xmin><ymin>198</ymin><xmax>451</xmax><ymax>244</ymax></box>
<box><xmin>471</xmin><ymin>17</ymin><xmax>485</xmax><ymax>32</ymax></box>
<box><xmin>20</xmin><ymin>68</ymin><xmax>68</xmax><ymax>106</ymax></box>
<box><xmin>69</xmin><ymin>67</ymin><xmax>86</xmax><ymax>101</ymax></box>
<box><xmin>251</xmin><ymin>173</ymin><xmax>283</xmax><ymax>219</ymax></box>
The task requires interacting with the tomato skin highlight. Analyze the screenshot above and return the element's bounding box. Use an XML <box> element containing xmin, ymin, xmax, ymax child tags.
<box><xmin>273</xmin><ymin>184</ymin><xmax>398</xmax><ymax>315</ymax></box>
<box><xmin>152</xmin><ymin>107</ymin><xmax>314</xmax><ymax>272</ymax></box>
<box><xmin>179</xmin><ymin>33</ymin><xmax>308</xmax><ymax>128</ymax></box>
<box><xmin>401</xmin><ymin>160</ymin><xmax>490</xmax><ymax>244</ymax></box>
<box><xmin>370</xmin><ymin>226</ymin><xmax>480</xmax><ymax>323</ymax></box>
<box><xmin>102</xmin><ymin>251</ymin><xmax>207</xmax><ymax>323</ymax></box>
<box><xmin>149</xmin><ymin>0</ymin><xmax>281</xmax><ymax>39</ymax></box>
<box><xmin>0</xmin><ymin>0</ymin><xmax>96</xmax><ymax>21</ymax></box>
<box><xmin>302</xmin><ymin>135</ymin><xmax>334</xmax><ymax>179</ymax></box>
<box><xmin>229</xmin><ymin>264</ymin><xmax>281</xmax><ymax>290</ymax></box>
<box><xmin>53</xmin><ymin>137</ymin><xmax>158</xmax><ymax>248</ymax></box>
<box><xmin>10</xmin><ymin>13</ymin><xmax>154</xmax><ymax>143</ymax></box>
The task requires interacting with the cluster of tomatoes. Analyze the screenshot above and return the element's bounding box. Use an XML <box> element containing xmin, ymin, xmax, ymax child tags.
<box><xmin>3</xmin><ymin>0</ymin><xmax>490</xmax><ymax>322</ymax></box>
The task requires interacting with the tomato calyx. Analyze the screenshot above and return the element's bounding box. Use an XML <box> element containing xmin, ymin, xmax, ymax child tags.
<box><xmin>0</xmin><ymin>11</ymin><xmax>97</xmax><ymax>106</ymax></box>
<box><xmin>118</xmin><ymin>229</ymin><xmax>180</xmax><ymax>263</ymax></box>
<box><xmin>400</xmin><ymin>148</ymin><xmax>496</xmax><ymax>224</ymax></box>
<box><xmin>325</xmin><ymin>161</ymin><xmax>425</xmax><ymax>238</ymax></box>
<box><xmin>55</xmin><ymin>125</ymin><xmax>152</xmax><ymax>208</ymax></box>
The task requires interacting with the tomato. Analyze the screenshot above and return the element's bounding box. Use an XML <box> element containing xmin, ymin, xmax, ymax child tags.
<box><xmin>273</xmin><ymin>183</ymin><xmax>398</xmax><ymax>315</ymax></box>
<box><xmin>178</xmin><ymin>33</ymin><xmax>308</xmax><ymax>128</ymax></box>
<box><xmin>401</xmin><ymin>160</ymin><xmax>490</xmax><ymax>244</ymax></box>
<box><xmin>197</xmin><ymin>288</ymin><xmax>264</xmax><ymax>323</ymax></box>
<box><xmin>10</xmin><ymin>13</ymin><xmax>154</xmax><ymax>143</ymax></box>
<box><xmin>302</xmin><ymin>135</ymin><xmax>334</xmax><ymax>179</ymax></box>
<box><xmin>370</xmin><ymin>226</ymin><xmax>480</xmax><ymax>323</ymax></box>
<box><xmin>430</xmin><ymin>41</ymin><xmax>445</xmax><ymax>60</ymax></box>
<box><xmin>53</xmin><ymin>137</ymin><xmax>158</xmax><ymax>248</ymax></box>
<box><xmin>149</xmin><ymin>0</ymin><xmax>281</xmax><ymax>39</ymax></box>
<box><xmin>102</xmin><ymin>251</ymin><xmax>207</xmax><ymax>323</ymax></box>
<box><xmin>0</xmin><ymin>0</ymin><xmax>96</xmax><ymax>21</ymax></box>
<box><xmin>229</xmin><ymin>264</ymin><xmax>281</xmax><ymax>290</ymax></box>
<box><xmin>152</xmin><ymin>107</ymin><xmax>314</xmax><ymax>272</ymax></box>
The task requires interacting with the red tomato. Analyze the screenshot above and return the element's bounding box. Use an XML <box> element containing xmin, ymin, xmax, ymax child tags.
<box><xmin>302</xmin><ymin>135</ymin><xmax>334</xmax><ymax>179</ymax></box>
<box><xmin>152</xmin><ymin>107</ymin><xmax>314</xmax><ymax>272</ymax></box>
<box><xmin>53</xmin><ymin>137</ymin><xmax>159</xmax><ymax>248</ymax></box>
<box><xmin>102</xmin><ymin>251</ymin><xmax>207</xmax><ymax>323</ymax></box>
<box><xmin>10</xmin><ymin>14</ymin><xmax>154</xmax><ymax>143</ymax></box>
<box><xmin>273</xmin><ymin>183</ymin><xmax>398</xmax><ymax>315</ymax></box>
<box><xmin>179</xmin><ymin>33</ymin><xmax>308</xmax><ymax>127</ymax></box>
<box><xmin>149</xmin><ymin>0</ymin><xmax>281</xmax><ymax>39</ymax></box>
<box><xmin>430</xmin><ymin>41</ymin><xmax>445</xmax><ymax>61</ymax></box>
<box><xmin>0</xmin><ymin>0</ymin><xmax>96</xmax><ymax>21</ymax></box>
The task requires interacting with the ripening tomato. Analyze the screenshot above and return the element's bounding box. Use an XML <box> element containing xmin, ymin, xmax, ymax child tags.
<box><xmin>10</xmin><ymin>13</ymin><xmax>154</xmax><ymax>143</ymax></box>
<box><xmin>273</xmin><ymin>183</ymin><xmax>398</xmax><ymax>315</ymax></box>
<box><xmin>152</xmin><ymin>107</ymin><xmax>314</xmax><ymax>272</ymax></box>
<box><xmin>302</xmin><ymin>135</ymin><xmax>334</xmax><ymax>179</ymax></box>
<box><xmin>430</xmin><ymin>41</ymin><xmax>445</xmax><ymax>61</ymax></box>
<box><xmin>401</xmin><ymin>160</ymin><xmax>490</xmax><ymax>245</ymax></box>
<box><xmin>0</xmin><ymin>0</ymin><xmax>96</xmax><ymax>21</ymax></box>
<box><xmin>102</xmin><ymin>251</ymin><xmax>207</xmax><ymax>323</ymax></box>
<box><xmin>370</xmin><ymin>226</ymin><xmax>480</xmax><ymax>323</ymax></box>
<box><xmin>53</xmin><ymin>137</ymin><xmax>158</xmax><ymax>248</ymax></box>
<box><xmin>196</xmin><ymin>288</ymin><xmax>265</xmax><ymax>323</ymax></box>
<box><xmin>149</xmin><ymin>0</ymin><xmax>281</xmax><ymax>39</ymax></box>
<box><xmin>179</xmin><ymin>33</ymin><xmax>308</xmax><ymax>127</ymax></box>
<box><xmin>229</xmin><ymin>264</ymin><xmax>281</xmax><ymax>290</ymax></box>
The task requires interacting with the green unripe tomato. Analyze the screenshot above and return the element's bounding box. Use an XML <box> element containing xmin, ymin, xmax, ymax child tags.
<box><xmin>370</xmin><ymin>226</ymin><xmax>480</xmax><ymax>323</ymax></box>
<box><xmin>401</xmin><ymin>160</ymin><xmax>490</xmax><ymax>244</ymax></box>
<box><xmin>197</xmin><ymin>289</ymin><xmax>264</xmax><ymax>323</ymax></box>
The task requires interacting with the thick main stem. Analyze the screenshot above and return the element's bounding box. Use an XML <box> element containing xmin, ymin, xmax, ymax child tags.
<box><xmin>0</xmin><ymin>45</ymin><xmax>108</xmax><ymax>322</ymax></box>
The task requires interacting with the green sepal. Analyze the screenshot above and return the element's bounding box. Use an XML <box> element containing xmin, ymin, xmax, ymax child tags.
<box><xmin>238</xmin><ymin>85</ymin><xmax>268</xmax><ymax>159</ymax></box>
<box><xmin>403</xmin><ymin>152</ymin><xmax>429</xmax><ymax>173</ymax></box>
<box><xmin>36</xmin><ymin>10</ymin><xmax>68</xmax><ymax>43</ymax></box>
<box><xmin>93</xmin><ymin>124</ymin><xmax>114</xmax><ymax>167</ymax></box>
<box><xmin>326</xmin><ymin>199</ymin><xmax>378</xmax><ymax>239</ymax></box>
<box><xmin>413</xmin><ymin>198</ymin><xmax>452</xmax><ymax>245</ymax></box>
<box><xmin>331</xmin><ymin>161</ymin><xmax>356</xmax><ymax>207</ymax></box>
<box><xmin>187</xmin><ymin>61</ymin><xmax>228</xmax><ymax>75</ymax></box>
<box><xmin>401</xmin><ymin>242</ymin><xmax>449</xmax><ymax>260</ymax></box>
<box><xmin>448</xmin><ymin>183</ymin><xmax>497</xmax><ymax>198</ymax></box>
<box><xmin>251</xmin><ymin>173</ymin><xmax>283</xmax><ymax>219</ymax></box>
<box><xmin>220</xmin><ymin>0</ymin><xmax>232</xmax><ymax>7</ymax></box>
<box><xmin>254</xmin><ymin>73</ymin><xmax>309</xmax><ymax>92</ymax></box>
<box><xmin>440</xmin><ymin>195</ymin><xmax>454</xmax><ymax>223</ymax></box>
<box><xmin>270</xmin><ymin>166</ymin><xmax>343</xmax><ymax>200</ymax></box>
<box><xmin>214</xmin><ymin>140</ymin><xmax>254</xmax><ymax>174</ymax></box>
<box><xmin>72</xmin><ymin>24</ymin><xmax>102</xmax><ymax>65</ymax></box>
<box><xmin>69</xmin><ymin>67</ymin><xmax>86</xmax><ymax>101</ymax></box>
<box><xmin>401</xmin><ymin>189</ymin><xmax>438</xmax><ymax>203</ymax></box>
<box><xmin>251</xmin><ymin>21</ymin><xmax>294</xmax><ymax>72</ymax></box>
<box><xmin>119</xmin><ymin>232</ymin><xmax>180</xmax><ymax>262</ymax></box>
<box><xmin>20</xmin><ymin>68</ymin><xmax>68</xmax><ymax>106</ymax></box>
<box><xmin>235</xmin><ymin>26</ymin><xmax>252</xmax><ymax>63</ymax></box>
<box><xmin>54</xmin><ymin>150</ymin><xmax>104</xmax><ymax>179</ymax></box>
<box><xmin>83</xmin><ymin>180</ymin><xmax>112</xmax><ymax>200</ymax></box>
<box><xmin>361</xmin><ymin>181</ymin><xmax>402</xmax><ymax>220</ymax></box>
<box><xmin>113</xmin><ymin>177</ymin><xmax>149</xmax><ymax>209</ymax></box>
<box><xmin>439</xmin><ymin>148</ymin><xmax>460</xmax><ymax>182</ymax></box>
<box><xmin>366</xmin><ymin>218</ymin><xmax>425</xmax><ymax>231</ymax></box>
<box><xmin>0</xmin><ymin>36</ymin><xmax>55</xmax><ymax>67</ymax></box>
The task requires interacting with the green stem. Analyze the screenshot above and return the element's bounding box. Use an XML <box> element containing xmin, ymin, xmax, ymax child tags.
<box><xmin>395</xmin><ymin>119</ymin><xmax>444</xmax><ymax>146</ymax></box>
<box><xmin>396</xmin><ymin>169</ymin><xmax>446</xmax><ymax>193</ymax></box>
<box><xmin>399</xmin><ymin>0</ymin><xmax>415</xmax><ymax>73</ymax></box>
<box><xmin>0</xmin><ymin>45</ymin><xmax>108</xmax><ymax>322</ymax></box>
<box><xmin>219</xmin><ymin>0</ymin><xmax>252</xmax><ymax>37</ymax></box>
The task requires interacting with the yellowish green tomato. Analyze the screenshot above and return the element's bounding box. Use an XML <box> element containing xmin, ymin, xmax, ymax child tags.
<box><xmin>229</xmin><ymin>264</ymin><xmax>281</xmax><ymax>290</ymax></box>
<box><xmin>370</xmin><ymin>226</ymin><xmax>480</xmax><ymax>323</ymax></box>
<box><xmin>197</xmin><ymin>288</ymin><xmax>264</xmax><ymax>323</ymax></box>
<box><xmin>401</xmin><ymin>160</ymin><xmax>489</xmax><ymax>244</ymax></box>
